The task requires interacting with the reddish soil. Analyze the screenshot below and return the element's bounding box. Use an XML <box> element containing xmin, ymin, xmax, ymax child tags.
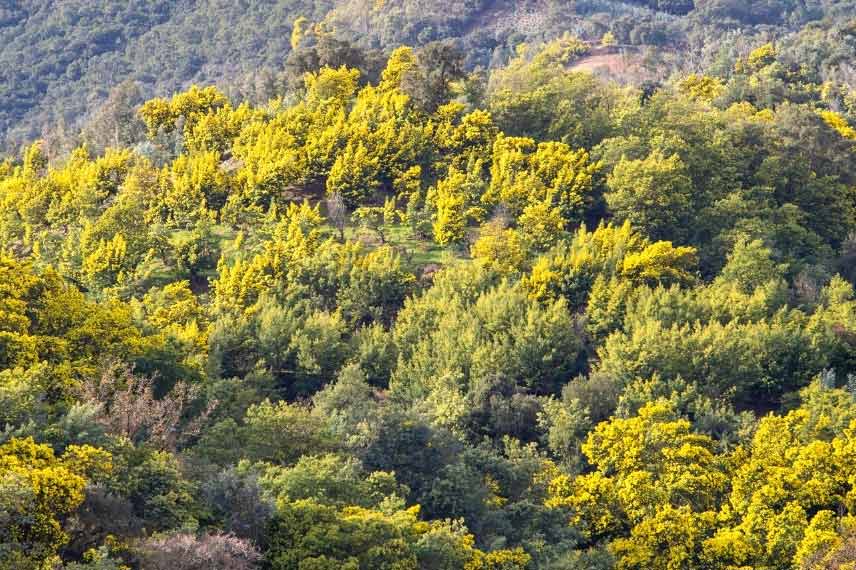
<box><xmin>570</xmin><ymin>52</ymin><xmax>635</xmax><ymax>74</ymax></box>
<box><xmin>567</xmin><ymin>44</ymin><xmax>648</xmax><ymax>77</ymax></box>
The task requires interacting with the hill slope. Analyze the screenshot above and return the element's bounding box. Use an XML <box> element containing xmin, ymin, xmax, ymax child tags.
<box><xmin>2</xmin><ymin>0</ymin><xmax>854</xmax><ymax>151</ymax></box>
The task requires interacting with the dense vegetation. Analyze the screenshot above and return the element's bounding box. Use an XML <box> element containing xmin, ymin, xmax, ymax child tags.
<box><xmin>3</xmin><ymin>3</ymin><xmax>856</xmax><ymax>569</ymax></box>
<box><xmin>6</xmin><ymin>0</ymin><xmax>856</xmax><ymax>152</ymax></box>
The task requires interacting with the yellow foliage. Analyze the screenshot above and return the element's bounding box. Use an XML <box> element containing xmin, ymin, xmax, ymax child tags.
<box><xmin>601</xmin><ymin>31</ymin><xmax>617</xmax><ymax>47</ymax></box>
<box><xmin>471</xmin><ymin>221</ymin><xmax>529</xmax><ymax>274</ymax></box>
<box><xmin>305</xmin><ymin>66</ymin><xmax>362</xmax><ymax>104</ymax></box>
<box><xmin>485</xmin><ymin>135</ymin><xmax>599</xmax><ymax>226</ymax></box>
<box><xmin>81</xmin><ymin>232</ymin><xmax>129</xmax><ymax>289</ymax></box>
<box><xmin>231</xmin><ymin>111</ymin><xmax>308</xmax><ymax>212</ymax></box>
<box><xmin>547</xmin><ymin>401</ymin><xmax>727</xmax><ymax>547</ymax></box>
<box><xmin>465</xmin><ymin>547</ymin><xmax>531</xmax><ymax>570</ymax></box>
<box><xmin>796</xmin><ymin>511</ymin><xmax>841</xmax><ymax>567</ymax></box>
<box><xmin>23</xmin><ymin>140</ymin><xmax>48</xmax><ymax>178</ymax></box>
<box><xmin>212</xmin><ymin>201</ymin><xmax>324</xmax><ymax>313</ymax></box>
<box><xmin>523</xmin><ymin>220</ymin><xmax>650</xmax><ymax>304</ymax></box>
<box><xmin>517</xmin><ymin>200</ymin><xmax>566</xmax><ymax>251</ymax></box>
<box><xmin>434</xmin><ymin>108</ymin><xmax>498</xmax><ymax>170</ymax></box>
<box><xmin>820</xmin><ymin>110</ymin><xmax>856</xmax><ymax>141</ymax></box>
<box><xmin>621</xmin><ymin>241</ymin><xmax>698</xmax><ymax>286</ymax></box>
<box><xmin>211</xmin><ymin>254</ymin><xmax>275</xmax><ymax>315</ymax></box>
<box><xmin>155</xmin><ymin>151</ymin><xmax>226</xmax><ymax>226</ymax></box>
<box><xmin>185</xmin><ymin>101</ymin><xmax>258</xmax><ymax>153</ymax></box>
<box><xmin>139</xmin><ymin>85</ymin><xmax>228</xmax><ymax>137</ymax></box>
<box><xmin>530</xmin><ymin>33</ymin><xmax>590</xmax><ymax>69</ymax></box>
<box><xmin>548</xmin><ymin>471</ymin><xmax>624</xmax><ymax>540</ymax></box>
<box><xmin>432</xmin><ymin>178</ymin><xmax>467</xmax><ymax>246</ymax></box>
<box><xmin>0</xmin><ymin>438</ymin><xmax>111</xmax><ymax>568</ymax></box>
<box><xmin>735</xmin><ymin>42</ymin><xmax>777</xmax><ymax>74</ymax></box>
<box><xmin>611</xmin><ymin>505</ymin><xmax>717</xmax><ymax>570</ymax></box>
<box><xmin>380</xmin><ymin>46</ymin><xmax>418</xmax><ymax>90</ymax></box>
<box><xmin>291</xmin><ymin>15</ymin><xmax>309</xmax><ymax>51</ymax></box>
<box><xmin>326</xmin><ymin>140</ymin><xmax>380</xmax><ymax>207</ymax></box>
<box><xmin>678</xmin><ymin>74</ymin><xmax>725</xmax><ymax>102</ymax></box>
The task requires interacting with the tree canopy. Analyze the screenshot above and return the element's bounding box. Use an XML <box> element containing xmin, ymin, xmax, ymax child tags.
<box><xmin>2</xmin><ymin>12</ymin><xmax>856</xmax><ymax>570</ymax></box>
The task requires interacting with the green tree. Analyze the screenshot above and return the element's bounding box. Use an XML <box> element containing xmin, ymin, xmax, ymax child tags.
<box><xmin>400</xmin><ymin>41</ymin><xmax>465</xmax><ymax>113</ymax></box>
<box><xmin>605</xmin><ymin>150</ymin><xmax>694</xmax><ymax>243</ymax></box>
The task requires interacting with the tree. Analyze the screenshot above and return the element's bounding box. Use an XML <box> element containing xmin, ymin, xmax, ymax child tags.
<box><xmin>267</xmin><ymin>499</ymin><xmax>529</xmax><ymax>570</ymax></box>
<box><xmin>170</xmin><ymin>216</ymin><xmax>220</xmax><ymax>282</ymax></box>
<box><xmin>352</xmin><ymin>206</ymin><xmax>386</xmax><ymax>244</ymax></box>
<box><xmin>137</xmin><ymin>533</ymin><xmax>261</xmax><ymax>570</ymax></box>
<box><xmin>715</xmin><ymin>236</ymin><xmax>786</xmax><ymax>293</ymax></box>
<box><xmin>305</xmin><ymin>66</ymin><xmax>362</xmax><ymax>104</ymax></box>
<box><xmin>677</xmin><ymin>74</ymin><xmax>725</xmax><ymax>102</ymax></box>
<box><xmin>80</xmin><ymin>361</ymin><xmax>214</xmax><ymax>451</ymax></box>
<box><xmin>380</xmin><ymin>47</ymin><xmax>418</xmax><ymax>91</ymax></box>
<box><xmin>139</xmin><ymin>86</ymin><xmax>228</xmax><ymax>139</ymax></box>
<box><xmin>0</xmin><ymin>255</ymin><xmax>148</xmax><ymax>375</ymax></box>
<box><xmin>239</xmin><ymin>400</ymin><xmax>334</xmax><ymax>465</ymax></box>
<box><xmin>700</xmin><ymin>380</ymin><xmax>856</xmax><ymax>569</ymax></box>
<box><xmin>327</xmin><ymin>191</ymin><xmax>348</xmax><ymax>242</ymax></box>
<box><xmin>259</xmin><ymin>453</ymin><xmax>406</xmax><ymax>509</ymax></box>
<box><xmin>81</xmin><ymin>81</ymin><xmax>146</xmax><ymax>153</ymax></box>
<box><xmin>392</xmin><ymin>276</ymin><xmax>582</xmax><ymax>400</ymax></box>
<box><xmin>326</xmin><ymin>141</ymin><xmax>381</xmax><ymax>208</ymax></box>
<box><xmin>352</xmin><ymin>198</ymin><xmax>398</xmax><ymax>244</ymax></box>
<box><xmin>202</xmin><ymin>467</ymin><xmax>274</xmax><ymax>546</ymax></box>
<box><xmin>545</xmin><ymin>401</ymin><xmax>727</xmax><ymax>567</ymax></box>
<box><xmin>487</xmin><ymin>47</ymin><xmax>621</xmax><ymax>148</ymax></box>
<box><xmin>595</xmin><ymin>308</ymin><xmax>822</xmax><ymax>405</ymax></box>
<box><xmin>286</xmin><ymin>35</ymin><xmax>382</xmax><ymax>94</ymax></box>
<box><xmin>605</xmin><ymin>150</ymin><xmax>694</xmax><ymax>243</ymax></box>
<box><xmin>400</xmin><ymin>41</ymin><xmax>465</xmax><ymax>113</ymax></box>
<box><xmin>118</xmin><ymin>446</ymin><xmax>198</xmax><ymax>532</ymax></box>
<box><xmin>522</xmin><ymin>221</ymin><xmax>695</xmax><ymax>309</ymax></box>
<box><xmin>0</xmin><ymin>438</ymin><xmax>111</xmax><ymax>570</ymax></box>
<box><xmin>621</xmin><ymin>241</ymin><xmax>698</xmax><ymax>287</ymax></box>
<box><xmin>432</xmin><ymin>181</ymin><xmax>467</xmax><ymax>246</ymax></box>
<box><xmin>517</xmin><ymin>200</ymin><xmax>566</xmax><ymax>251</ymax></box>
<box><xmin>313</xmin><ymin>363</ymin><xmax>382</xmax><ymax>443</ymax></box>
<box><xmin>610</xmin><ymin>505</ymin><xmax>716</xmax><ymax>570</ymax></box>
<box><xmin>484</xmin><ymin>136</ymin><xmax>599</xmax><ymax>225</ymax></box>
<box><xmin>154</xmin><ymin>151</ymin><xmax>227</xmax><ymax>227</ymax></box>
<box><xmin>471</xmin><ymin>221</ymin><xmax>529</xmax><ymax>275</ymax></box>
<box><xmin>291</xmin><ymin>16</ymin><xmax>309</xmax><ymax>52</ymax></box>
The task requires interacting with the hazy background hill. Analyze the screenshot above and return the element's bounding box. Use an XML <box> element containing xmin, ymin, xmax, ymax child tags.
<box><xmin>3</xmin><ymin>0</ymin><xmax>855</xmax><ymax>151</ymax></box>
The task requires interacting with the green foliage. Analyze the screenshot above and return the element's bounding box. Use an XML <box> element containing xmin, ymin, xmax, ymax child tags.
<box><xmin>524</xmin><ymin>221</ymin><xmax>697</xmax><ymax>309</ymax></box>
<box><xmin>240</xmin><ymin>399</ymin><xmax>334</xmax><ymax>465</ymax></box>
<box><xmin>259</xmin><ymin>453</ymin><xmax>406</xmax><ymax>509</ymax></box>
<box><xmin>267</xmin><ymin>500</ymin><xmax>529</xmax><ymax>570</ymax></box>
<box><xmin>605</xmin><ymin>150</ymin><xmax>694</xmax><ymax>243</ymax></box>
<box><xmin>3</xmin><ymin>20</ymin><xmax>856</xmax><ymax>570</ymax></box>
<box><xmin>117</xmin><ymin>446</ymin><xmax>198</xmax><ymax>532</ymax></box>
<box><xmin>392</xmin><ymin>268</ymin><xmax>583</xmax><ymax>401</ymax></box>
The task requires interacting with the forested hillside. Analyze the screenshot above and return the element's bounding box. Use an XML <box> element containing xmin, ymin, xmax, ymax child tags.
<box><xmin>5</xmin><ymin>0</ymin><xmax>856</xmax><ymax>152</ymax></box>
<box><xmin>3</xmin><ymin>2</ymin><xmax>856</xmax><ymax>570</ymax></box>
